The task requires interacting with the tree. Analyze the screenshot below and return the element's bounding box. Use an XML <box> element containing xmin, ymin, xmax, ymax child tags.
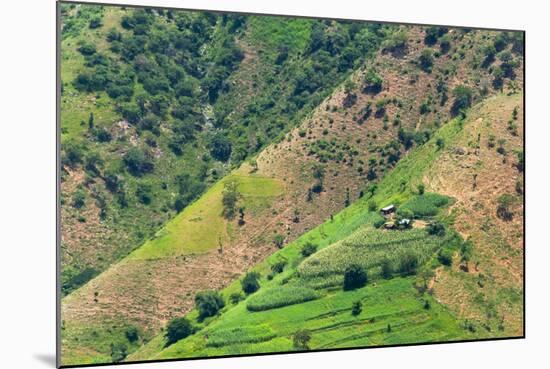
<box><xmin>343</xmin><ymin>264</ymin><xmax>368</xmax><ymax>290</ymax></box>
<box><xmin>427</xmin><ymin>222</ymin><xmax>446</xmax><ymax>237</ymax></box>
<box><xmin>125</xmin><ymin>326</ymin><xmax>139</xmax><ymax>343</ymax></box>
<box><xmin>451</xmin><ymin>85</ymin><xmax>473</xmax><ymax>116</ymax></box>
<box><xmin>165</xmin><ymin>317</ymin><xmax>193</xmax><ymax>346</ymax></box>
<box><xmin>241</xmin><ymin>271</ymin><xmax>260</xmax><ymax>294</ymax></box>
<box><xmin>351</xmin><ymin>300</ymin><xmax>363</xmax><ymax>316</ymax></box>
<box><xmin>210</xmin><ymin>133</ymin><xmax>232</xmax><ymax>162</ymax></box>
<box><xmin>293</xmin><ymin>329</ymin><xmax>312</xmax><ymax>350</ymax></box>
<box><xmin>222</xmin><ymin>180</ymin><xmax>240</xmax><ymax>219</ymax></box>
<box><xmin>301</xmin><ymin>242</ymin><xmax>318</xmax><ymax>257</ymax></box>
<box><xmin>195</xmin><ymin>290</ymin><xmax>225</xmax><ymax>320</ymax></box>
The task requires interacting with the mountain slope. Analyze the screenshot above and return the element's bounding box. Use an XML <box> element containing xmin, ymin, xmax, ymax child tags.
<box><xmin>129</xmin><ymin>92</ymin><xmax>522</xmax><ymax>361</ymax></box>
<box><xmin>60</xmin><ymin>9</ymin><xmax>524</xmax><ymax>365</ymax></box>
<box><xmin>60</xmin><ymin>4</ymin><xmax>385</xmax><ymax>295</ymax></box>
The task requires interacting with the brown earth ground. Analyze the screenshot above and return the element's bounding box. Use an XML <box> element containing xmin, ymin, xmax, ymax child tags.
<box><xmin>427</xmin><ymin>93</ymin><xmax>524</xmax><ymax>335</ymax></box>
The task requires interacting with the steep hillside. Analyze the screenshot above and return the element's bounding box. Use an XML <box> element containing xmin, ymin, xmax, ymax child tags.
<box><xmin>60</xmin><ymin>3</ymin><xmax>387</xmax><ymax>295</ymax></box>
<box><xmin>60</xmin><ymin>6</ymin><xmax>524</xmax><ymax>365</ymax></box>
<box><xmin>129</xmin><ymin>93</ymin><xmax>522</xmax><ymax>361</ymax></box>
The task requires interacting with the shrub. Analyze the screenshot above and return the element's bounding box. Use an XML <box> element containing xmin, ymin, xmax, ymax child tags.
<box><xmin>438</xmin><ymin>247</ymin><xmax>454</xmax><ymax>266</ymax></box>
<box><xmin>301</xmin><ymin>242</ymin><xmax>317</xmax><ymax>257</ymax></box>
<box><xmin>270</xmin><ymin>258</ymin><xmax>287</xmax><ymax>274</ymax></box>
<box><xmin>417</xmin><ymin>183</ymin><xmax>425</xmax><ymax>195</ymax></box>
<box><xmin>241</xmin><ymin>272</ymin><xmax>260</xmax><ymax>294</ymax></box>
<box><xmin>125</xmin><ymin>326</ymin><xmax>139</xmax><ymax>343</ymax></box>
<box><xmin>229</xmin><ymin>292</ymin><xmax>244</xmax><ymax>305</ymax></box>
<box><xmin>165</xmin><ymin>317</ymin><xmax>193</xmax><ymax>346</ymax></box>
<box><xmin>72</xmin><ymin>189</ymin><xmax>86</xmax><ymax>209</ymax></box>
<box><xmin>418</xmin><ymin>49</ymin><xmax>434</xmax><ymax>72</ymax></box>
<box><xmin>427</xmin><ymin>222</ymin><xmax>446</xmax><ymax>237</ymax></box>
<box><xmin>496</xmin><ymin>194</ymin><xmax>515</xmax><ymax>221</ymax></box>
<box><xmin>110</xmin><ymin>343</ymin><xmax>127</xmax><ymax>362</ymax></box>
<box><xmin>123</xmin><ymin>147</ymin><xmax>154</xmax><ymax>176</ymax></box>
<box><xmin>343</xmin><ymin>264</ymin><xmax>368</xmax><ymax>290</ymax></box>
<box><xmin>424</xmin><ymin>26</ymin><xmax>448</xmax><ymax>45</ymax></box>
<box><xmin>78</xmin><ymin>42</ymin><xmax>96</xmax><ymax>56</ymax></box>
<box><xmin>273</xmin><ymin>234</ymin><xmax>285</xmax><ymax>249</ymax></box>
<box><xmin>363</xmin><ymin>68</ymin><xmax>383</xmax><ymax>94</ymax></box>
<box><xmin>436</xmin><ymin>137</ymin><xmax>445</xmax><ymax>150</ymax></box>
<box><xmin>352</xmin><ymin>300</ymin><xmax>363</xmax><ymax>316</ymax></box>
<box><xmin>135</xmin><ymin>183</ymin><xmax>152</xmax><ymax>205</ymax></box>
<box><xmin>398</xmin><ymin>252</ymin><xmax>419</xmax><ymax>275</ymax></box>
<box><xmin>195</xmin><ymin>290</ymin><xmax>225</xmax><ymax>320</ymax></box>
<box><xmin>246</xmin><ymin>286</ymin><xmax>318</xmax><ymax>311</ymax></box>
<box><xmin>381</xmin><ymin>258</ymin><xmax>393</xmax><ymax>279</ymax></box>
<box><xmin>368</xmin><ymin>200</ymin><xmax>377</xmax><ymax>212</ymax></box>
<box><xmin>293</xmin><ymin>330</ymin><xmax>312</xmax><ymax>350</ymax></box>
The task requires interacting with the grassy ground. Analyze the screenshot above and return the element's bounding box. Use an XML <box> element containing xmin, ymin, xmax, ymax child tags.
<box><xmin>130</xmin><ymin>171</ymin><xmax>284</xmax><ymax>260</ymax></box>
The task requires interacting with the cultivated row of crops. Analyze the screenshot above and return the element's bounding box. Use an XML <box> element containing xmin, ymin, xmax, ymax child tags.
<box><xmin>400</xmin><ymin>193</ymin><xmax>450</xmax><ymax>217</ymax></box>
<box><xmin>246</xmin><ymin>285</ymin><xmax>319</xmax><ymax>312</ymax></box>
<box><xmin>205</xmin><ymin>325</ymin><xmax>276</xmax><ymax>347</ymax></box>
<box><xmin>298</xmin><ymin>228</ymin><xmax>445</xmax><ymax>279</ymax></box>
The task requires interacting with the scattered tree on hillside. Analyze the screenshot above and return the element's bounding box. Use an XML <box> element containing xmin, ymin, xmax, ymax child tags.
<box><xmin>343</xmin><ymin>264</ymin><xmax>368</xmax><ymax>290</ymax></box>
<box><xmin>165</xmin><ymin>317</ymin><xmax>193</xmax><ymax>346</ymax></box>
<box><xmin>301</xmin><ymin>242</ymin><xmax>318</xmax><ymax>257</ymax></box>
<box><xmin>451</xmin><ymin>85</ymin><xmax>473</xmax><ymax>116</ymax></box>
<box><xmin>241</xmin><ymin>271</ymin><xmax>261</xmax><ymax>294</ymax></box>
<box><xmin>195</xmin><ymin>290</ymin><xmax>225</xmax><ymax>320</ymax></box>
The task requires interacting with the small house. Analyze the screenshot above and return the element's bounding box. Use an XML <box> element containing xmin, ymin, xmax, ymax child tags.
<box><xmin>398</xmin><ymin>218</ymin><xmax>411</xmax><ymax>227</ymax></box>
<box><xmin>380</xmin><ymin>204</ymin><xmax>396</xmax><ymax>216</ymax></box>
